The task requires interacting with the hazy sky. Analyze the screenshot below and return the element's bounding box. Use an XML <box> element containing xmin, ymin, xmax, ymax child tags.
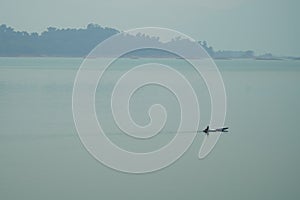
<box><xmin>1</xmin><ymin>0</ymin><xmax>299</xmax><ymax>56</ymax></box>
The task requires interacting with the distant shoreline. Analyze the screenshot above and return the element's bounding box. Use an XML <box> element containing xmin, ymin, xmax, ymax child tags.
<box><xmin>1</xmin><ymin>23</ymin><xmax>299</xmax><ymax>61</ymax></box>
<box><xmin>0</xmin><ymin>56</ymin><xmax>299</xmax><ymax>61</ymax></box>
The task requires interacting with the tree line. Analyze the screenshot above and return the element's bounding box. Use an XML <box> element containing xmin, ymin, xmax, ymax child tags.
<box><xmin>0</xmin><ymin>23</ymin><xmax>255</xmax><ymax>58</ymax></box>
<box><xmin>0</xmin><ymin>24</ymin><xmax>119</xmax><ymax>57</ymax></box>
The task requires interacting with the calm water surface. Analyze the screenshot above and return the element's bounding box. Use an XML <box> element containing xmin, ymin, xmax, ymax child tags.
<box><xmin>0</xmin><ymin>57</ymin><xmax>299</xmax><ymax>200</ymax></box>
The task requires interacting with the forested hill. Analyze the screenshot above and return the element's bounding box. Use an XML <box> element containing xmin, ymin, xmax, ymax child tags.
<box><xmin>0</xmin><ymin>24</ymin><xmax>119</xmax><ymax>57</ymax></box>
<box><xmin>0</xmin><ymin>23</ymin><xmax>257</xmax><ymax>59</ymax></box>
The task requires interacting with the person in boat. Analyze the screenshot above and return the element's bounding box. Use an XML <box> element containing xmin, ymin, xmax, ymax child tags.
<box><xmin>202</xmin><ymin>126</ymin><xmax>229</xmax><ymax>136</ymax></box>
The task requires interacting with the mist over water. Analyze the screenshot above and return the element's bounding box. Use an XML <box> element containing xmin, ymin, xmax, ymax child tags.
<box><xmin>0</xmin><ymin>58</ymin><xmax>300</xmax><ymax>199</ymax></box>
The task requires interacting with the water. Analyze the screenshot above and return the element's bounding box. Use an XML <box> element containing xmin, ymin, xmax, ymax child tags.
<box><xmin>0</xmin><ymin>57</ymin><xmax>300</xmax><ymax>199</ymax></box>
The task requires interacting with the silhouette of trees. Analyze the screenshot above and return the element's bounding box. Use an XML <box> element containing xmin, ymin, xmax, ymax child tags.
<box><xmin>199</xmin><ymin>41</ymin><xmax>214</xmax><ymax>56</ymax></box>
<box><xmin>0</xmin><ymin>23</ymin><xmax>256</xmax><ymax>58</ymax></box>
<box><xmin>0</xmin><ymin>23</ymin><xmax>119</xmax><ymax>56</ymax></box>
